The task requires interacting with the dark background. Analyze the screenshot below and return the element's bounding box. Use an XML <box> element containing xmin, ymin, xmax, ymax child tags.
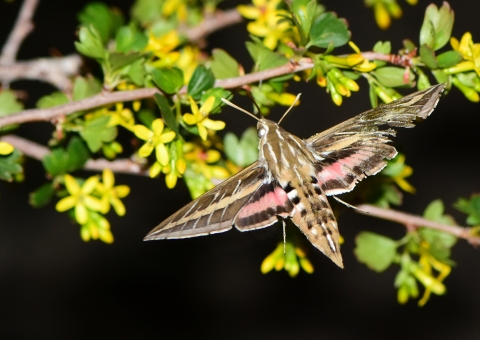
<box><xmin>1</xmin><ymin>0</ymin><xmax>480</xmax><ymax>339</ymax></box>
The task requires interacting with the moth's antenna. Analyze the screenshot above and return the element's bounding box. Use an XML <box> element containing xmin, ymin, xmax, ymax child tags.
<box><xmin>245</xmin><ymin>91</ymin><xmax>263</xmax><ymax>118</ymax></box>
<box><xmin>278</xmin><ymin>93</ymin><xmax>302</xmax><ymax>125</ymax></box>
<box><xmin>221</xmin><ymin>98</ymin><xmax>261</xmax><ymax>122</ymax></box>
<box><xmin>282</xmin><ymin>219</ymin><xmax>286</xmax><ymax>255</ymax></box>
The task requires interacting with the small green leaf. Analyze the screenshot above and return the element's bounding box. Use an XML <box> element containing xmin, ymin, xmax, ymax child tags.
<box><xmin>246</xmin><ymin>36</ymin><xmax>288</xmax><ymax>72</ymax></box>
<box><xmin>78</xmin><ymin>2</ymin><xmax>123</xmax><ymax>44</ymax></box>
<box><xmin>29</xmin><ymin>182</ymin><xmax>55</xmax><ymax>208</ymax></box>
<box><xmin>127</xmin><ymin>58</ymin><xmax>146</xmax><ymax>86</ymax></box>
<box><xmin>454</xmin><ymin>194</ymin><xmax>480</xmax><ymax>226</ymax></box>
<box><xmin>291</xmin><ymin>0</ymin><xmax>325</xmax><ymax>46</ymax></box>
<box><xmin>419</xmin><ymin>2</ymin><xmax>454</xmax><ymax>51</ymax></box>
<box><xmin>224</xmin><ymin>127</ymin><xmax>258</xmax><ymax>167</ymax></box>
<box><xmin>151</xmin><ymin>67</ymin><xmax>184</xmax><ymax>94</ymax></box>
<box><xmin>36</xmin><ymin>92</ymin><xmax>69</xmax><ymax>109</ymax></box>
<box><xmin>73</xmin><ymin>76</ymin><xmax>102</xmax><ymax>101</ymax></box>
<box><xmin>42</xmin><ymin>148</ymin><xmax>69</xmax><ymax>177</ymax></box>
<box><xmin>67</xmin><ymin>137</ymin><xmax>90</xmax><ymax>170</ymax></box>
<box><xmin>115</xmin><ymin>25</ymin><xmax>148</xmax><ymax>52</ymax></box>
<box><xmin>80</xmin><ymin>115</ymin><xmax>117</xmax><ymax>152</ymax></box>
<box><xmin>0</xmin><ymin>90</ymin><xmax>23</xmax><ymax>115</ymax></box>
<box><xmin>137</xmin><ymin>109</ymin><xmax>156</xmax><ymax>129</ymax></box>
<box><xmin>154</xmin><ymin>93</ymin><xmax>179</xmax><ymax>136</ymax></box>
<box><xmin>372</xmin><ymin>67</ymin><xmax>414</xmax><ymax>87</ymax></box>
<box><xmin>432</xmin><ymin>69</ymin><xmax>450</xmax><ymax>85</ymax></box>
<box><xmin>188</xmin><ymin>65</ymin><xmax>215</xmax><ymax>100</ymax></box>
<box><xmin>373</xmin><ymin>41</ymin><xmax>391</xmax><ymax>54</ymax></box>
<box><xmin>75</xmin><ymin>25</ymin><xmax>106</xmax><ymax>60</ymax></box>
<box><xmin>0</xmin><ymin>149</ymin><xmax>22</xmax><ymax>181</ymax></box>
<box><xmin>419</xmin><ymin>44</ymin><xmax>438</xmax><ymax>69</ymax></box>
<box><xmin>309</xmin><ymin>12</ymin><xmax>350</xmax><ymax>48</ymax></box>
<box><xmin>108</xmin><ymin>52</ymin><xmax>144</xmax><ymax>72</ymax></box>
<box><xmin>354</xmin><ymin>231</ymin><xmax>398</xmax><ymax>272</ymax></box>
<box><xmin>131</xmin><ymin>0</ymin><xmax>163</xmax><ymax>25</ymax></box>
<box><xmin>210</xmin><ymin>49</ymin><xmax>240</xmax><ymax>79</ymax></box>
<box><xmin>437</xmin><ymin>50</ymin><xmax>463</xmax><ymax>69</ymax></box>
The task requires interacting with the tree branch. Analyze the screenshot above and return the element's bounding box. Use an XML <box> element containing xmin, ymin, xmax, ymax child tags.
<box><xmin>183</xmin><ymin>9</ymin><xmax>243</xmax><ymax>42</ymax></box>
<box><xmin>0</xmin><ymin>134</ymin><xmax>145</xmax><ymax>175</ymax></box>
<box><xmin>357</xmin><ymin>204</ymin><xmax>480</xmax><ymax>246</ymax></box>
<box><xmin>0</xmin><ymin>0</ymin><xmax>39</xmax><ymax>65</ymax></box>
<box><xmin>0</xmin><ymin>60</ymin><xmax>314</xmax><ymax>128</ymax></box>
<box><xmin>0</xmin><ymin>54</ymin><xmax>82</xmax><ymax>90</ymax></box>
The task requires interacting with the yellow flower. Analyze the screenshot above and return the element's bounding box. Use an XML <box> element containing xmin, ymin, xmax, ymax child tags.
<box><xmin>183</xmin><ymin>96</ymin><xmax>225</xmax><ymax>141</ymax></box>
<box><xmin>80</xmin><ymin>211</ymin><xmax>114</xmax><ymax>244</ymax></box>
<box><xmin>106</xmin><ymin>103</ymin><xmax>135</xmax><ymax>130</ymax></box>
<box><xmin>0</xmin><ymin>142</ymin><xmax>14</xmax><ymax>155</ymax></box>
<box><xmin>176</xmin><ymin>45</ymin><xmax>203</xmax><ymax>84</ymax></box>
<box><xmin>450</xmin><ymin>32</ymin><xmax>480</xmax><ymax>76</ymax></box>
<box><xmin>260</xmin><ymin>241</ymin><xmax>314</xmax><ymax>277</ymax></box>
<box><xmin>145</xmin><ymin>31</ymin><xmax>181</xmax><ymax>68</ymax></box>
<box><xmin>96</xmin><ymin>169</ymin><xmax>130</xmax><ymax>216</ymax></box>
<box><xmin>238</xmin><ymin>0</ymin><xmax>291</xmax><ymax>49</ymax></box>
<box><xmin>133</xmin><ymin>119</ymin><xmax>176</xmax><ymax>166</ymax></box>
<box><xmin>162</xmin><ymin>0</ymin><xmax>187</xmax><ymax>22</ymax></box>
<box><xmin>56</xmin><ymin>175</ymin><xmax>103</xmax><ymax>225</ymax></box>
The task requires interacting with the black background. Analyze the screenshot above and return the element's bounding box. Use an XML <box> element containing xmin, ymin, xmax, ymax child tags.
<box><xmin>1</xmin><ymin>0</ymin><xmax>480</xmax><ymax>339</ymax></box>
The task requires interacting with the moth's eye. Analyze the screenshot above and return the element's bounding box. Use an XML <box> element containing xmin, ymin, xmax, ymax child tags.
<box><xmin>258</xmin><ymin>128</ymin><xmax>266</xmax><ymax>137</ymax></box>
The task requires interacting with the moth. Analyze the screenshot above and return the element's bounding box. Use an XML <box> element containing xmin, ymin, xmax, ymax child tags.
<box><xmin>144</xmin><ymin>84</ymin><xmax>445</xmax><ymax>268</ymax></box>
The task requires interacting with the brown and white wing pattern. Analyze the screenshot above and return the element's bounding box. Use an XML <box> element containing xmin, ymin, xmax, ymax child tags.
<box><xmin>307</xmin><ymin>84</ymin><xmax>445</xmax><ymax>195</ymax></box>
<box><xmin>144</xmin><ymin>162</ymin><xmax>267</xmax><ymax>240</ymax></box>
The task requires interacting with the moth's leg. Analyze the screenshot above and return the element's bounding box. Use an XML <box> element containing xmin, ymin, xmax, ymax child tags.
<box><xmin>333</xmin><ymin>196</ymin><xmax>368</xmax><ymax>214</ymax></box>
<box><xmin>282</xmin><ymin>219</ymin><xmax>286</xmax><ymax>255</ymax></box>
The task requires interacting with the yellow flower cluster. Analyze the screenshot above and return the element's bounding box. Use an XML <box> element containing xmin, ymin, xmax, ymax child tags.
<box><xmin>261</xmin><ymin>241</ymin><xmax>314</xmax><ymax>277</ymax></box>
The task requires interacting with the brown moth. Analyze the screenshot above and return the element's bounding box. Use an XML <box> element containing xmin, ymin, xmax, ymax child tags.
<box><xmin>144</xmin><ymin>84</ymin><xmax>445</xmax><ymax>268</ymax></box>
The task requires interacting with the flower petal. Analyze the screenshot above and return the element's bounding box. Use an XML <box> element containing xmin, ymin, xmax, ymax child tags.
<box><xmin>199</xmin><ymin>96</ymin><xmax>215</xmax><ymax>115</ymax></box>
<box><xmin>82</xmin><ymin>176</ymin><xmax>99</xmax><ymax>194</ymax></box>
<box><xmin>0</xmin><ymin>142</ymin><xmax>14</xmax><ymax>155</ymax></box>
<box><xmin>156</xmin><ymin>143</ymin><xmax>170</xmax><ymax>166</ymax></box>
<box><xmin>149</xmin><ymin>162</ymin><xmax>162</xmax><ymax>178</ymax></box>
<box><xmin>183</xmin><ymin>113</ymin><xmax>199</xmax><ymax>125</ymax></box>
<box><xmin>139</xmin><ymin>143</ymin><xmax>154</xmax><ymax>158</ymax></box>
<box><xmin>206</xmin><ymin>150</ymin><xmax>221</xmax><ymax>163</ymax></box>
<box><xmin>237</xmin><ymin>5</ymin><xmax>261</xmax><ymax>19</ymax></box>
<box><xmin>102</xmin><ymin>168</ymin><xmax>114</xmax><ymax>188</ymax></box>
<box><xmin>64</xmin><ymin>174</ymin><xmax>80</xmax><ymax>195</ymax></box>
<box><xmin>55</xmin><ymin>196</ymin><xmax>76</xmax><ymax>212</ymax></box>
<box><xmin>111</xmin><ymin>197</ymin><xmax>126</xmax><ymax>216</ymax></box>
<box><xmin>198</xmin><ymin>124</ymin><xmax>208</xmax><ymax>141</ymax></box>
<box><xmin>165</xmin><ymin>171</ymin><xmax>178</xmax><ymax>189</ymax></box>
<box><xmin>159</xmin><ymin>131</ymin><xmax>176</xmax><ymax>143</ymax></box>
<box><xmin>202</xmin><ymin>118</ymin><xmax>226</xmax><ymax>130</ymax></box>
<box><xmin>115</xmin><ymin>185</ymin><xmax>130</xmax><ymax>198</ymax></box>
<box><xmin>75</xmin><ymin>203</ymin><xmax>88</xmax><ymax>224</ymax></box>
<box><xmin>189</xmin><ymin>96</ymin><xmax>199</xmax><ymax>116</ymax></box>
<box><xmin>247</xmin><ymin>22</ymin><xmax>269</xmax><ymax>37</ymax></box>
<box><xmin>133</xmin><ymin>124</ymin><xmax>153</xmax><ymax>140</ymax></box>
<box><xmin>84</xmin><ymin>195</ymin><xmax>104</xmax><ymax>211</ymax></box>
<box><xmin>152</xmin><ymin>119</ymin><xmax>165</xmax><ymax>135</ymax></box>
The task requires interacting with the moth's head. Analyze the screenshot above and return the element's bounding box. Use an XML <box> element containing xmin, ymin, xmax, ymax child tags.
<box><xmin>257</xmin><ymin>119</ymin><xmax>278</xmax><ymax>141</ymax></box>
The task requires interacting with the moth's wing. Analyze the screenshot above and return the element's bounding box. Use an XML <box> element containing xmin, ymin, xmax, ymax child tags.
<box><xmin>306</xmin><ymin>84</ymin><xmax>445</xmax><ymax>195</ymax></box>
<box><xmin>144</xmin><ymin>162</ymin><xmax>266</xmax><ymax>240</ymax></box>
<box><xmin>234</xmin><ymin>180</ymin><xmax>294</xmax><ymax>231</ymax></box>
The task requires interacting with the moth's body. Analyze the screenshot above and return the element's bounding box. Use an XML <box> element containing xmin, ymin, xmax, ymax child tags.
<box><xmin>144</xmin><ymin>84</ymin><xmax>445</xmax><ymax>268</ymax></box>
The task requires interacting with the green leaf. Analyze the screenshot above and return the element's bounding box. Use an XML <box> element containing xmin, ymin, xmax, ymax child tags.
<box><xmin>115</xmin><ymin>25</ymin><xmax>148</xmax><ymax>52</ymax></box>
<box><xmin>154</xmin><ymin>93</ymin><xmax>179</xmax><ymax>136</ymax></box>
<box><xmin>67</xmin><ymin>137</ymin><xmax>90</xmax><ymax>170</ymax></box>
<box><xmin>419</xmin><ymin>2</ymin><xmax>454</xmax><ymax>51</ymax></box>
<box><xmin>78</xmin><ymin>2</ymin><xmax>123</xmax><ymax>44</ymax></box>
<box><xmin>437</xmin><ymin>50</ymin><xmax>463</xmax><ymax>69</ymax></box>
<box><xmin>419</xmin><ymin>228</ymin><xmax>457</xmax><ymax>262</ymax></box>
<box><xmin>246</xmin><ymin>36</ymin><xmax>289</xmax><ymax>72</ymax></box>
<box><xmin>29</xmin><ymin>182</ymin><xmax>55</xmax><ymax>208</ymax></box>
<box><xmin>373</xmin><ymin>41</ymin><xmax>391</xmax><ymax>54</ymax></box>
<box><xmin>369</xmin><ymin>183</ymin><xmax>402</xmax><ymax>208</ymax></box>
<box><xmin>0</xmin><ymin>90</ymin><xmax>23</xmax><ymax>115</ymax></box>
<box><xmin>108</xmin><ymin>52</ymin><xmax>144</xmax><ymax>72</ymax></box>
<box><xmin>36</xmin><ymin>92</ymin><xmax>69</xmax><ymax>109</ymax></box>
<box><xmin>126</xmin><ymin>58</ymin><xmax>146</xmax><ymax>86</ymax></box>
<box><xmin>419</xmin><ymin>44</ymin><xmax>438</xmax><ymax>69</ymax></box>
<box><xmin>224</xmin><ymin>127</ymin><xmax>258</xmax><ymax>167</ymax></box>
<box><xmin>151</xmin><ymin>67</ymin><xmax>184</xmax><ymax>94</ymax></box>
<box><xmin>454</xmin><ymin>194</ymin><xmax>480</xmax><ymax>225</ymax></box>
<box><xmin>73</xmin><ymin>76</ymin><xmax>102</xmax><ymax>101</ymax></box>
<box><xmin>188</xmin><ymin>65</ymin><xmax>215</xmax><ymax>100</ymax></box>
<box><xmin>309</xmin><ymin>12</ymin><xmax>350</xmax><ymax>48</ymax></box>
<box><xmin>137</xmin><ymin>109</ymin><xmax>156</xmax><ymax>129</ymax></box>
<box><xmin>41</xmin><ymin>138</ymin><xmax>89</xmax><ymax>177</ymax></box>
<box><xmin>74</xmin><ymin>25</ymin><xmax>106</xmax><ymax>60</ymax></box>
<box><xmin>210</xmin><ymin>49</ymin><xmax>240</xmax><ymax>79</ymax></box>
<box><xmin>369</xmin><ymin>83</ymin><xmax>378</xmax><ymax>108</ymax></box>
<box><xmin>372</xmin><ymin>67</ymin><xmax>414</xmax><ymax>87</ymax></box>
<box><xmin>291</xmin><ymin>0</ymin><xmax>325</xmax><ymax>46</ymax></box>
<box><xmin>131</xmin><ymin>0</ymin><xmax>163</xmax><ymax>25</ymax></box>
<box><xmin>354</xmin><ymin>231</ymin><xmax>398</xmax><ymax>272</ymax></box>
<box><xmin>80</xmin><ymin>115</ymin><xmax>117</xmax><ymax>152</ymax></box>
<box><xmin>0</xmin><ymin>149</ymin><xmax>22</xmax><ymax>181</ymax></box>
<box><xmin>432</xmin><ymin>69</ymin><xmax>450</xmax><ymax>85</ymax></box>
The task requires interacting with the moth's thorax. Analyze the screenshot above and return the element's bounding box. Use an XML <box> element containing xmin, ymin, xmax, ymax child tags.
<box><xmin>257</xmin><ymin>119</ymin><xmax>317</xmax><ymax>184</ymax></box>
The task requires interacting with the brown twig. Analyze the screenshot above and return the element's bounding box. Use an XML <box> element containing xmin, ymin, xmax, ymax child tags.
<box><xmin>0</xmin><ymin>60</ymin><xmax>314</xmax><ymax>128</ymax></box>
<box><xmin>0</xmin><ymin>135</ymin><xmax>145</xmax><ymax>175</ymax></box>
<box><xmin>0</xmin><ymin>54</ymin><xmax>82</xmax><ymax>90</ymax></box>
<box><xmin>357</xmin><ymin>204</ymin><xmax>480</xmax><ymax>246</ymax></box>
<box><xmin>360</xmin><ymin>51</ymin><xmax>415</xmax><ymax>68</ymax></box>
<box><xmin>0</xmin><ymin>0</ymin><xmax>40</xmax><ymax>65</ymax></box>
<box><xmin>183</xmin><ymin>9</ymin><xmax>243</xmax><ymax>42</ymax></box>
